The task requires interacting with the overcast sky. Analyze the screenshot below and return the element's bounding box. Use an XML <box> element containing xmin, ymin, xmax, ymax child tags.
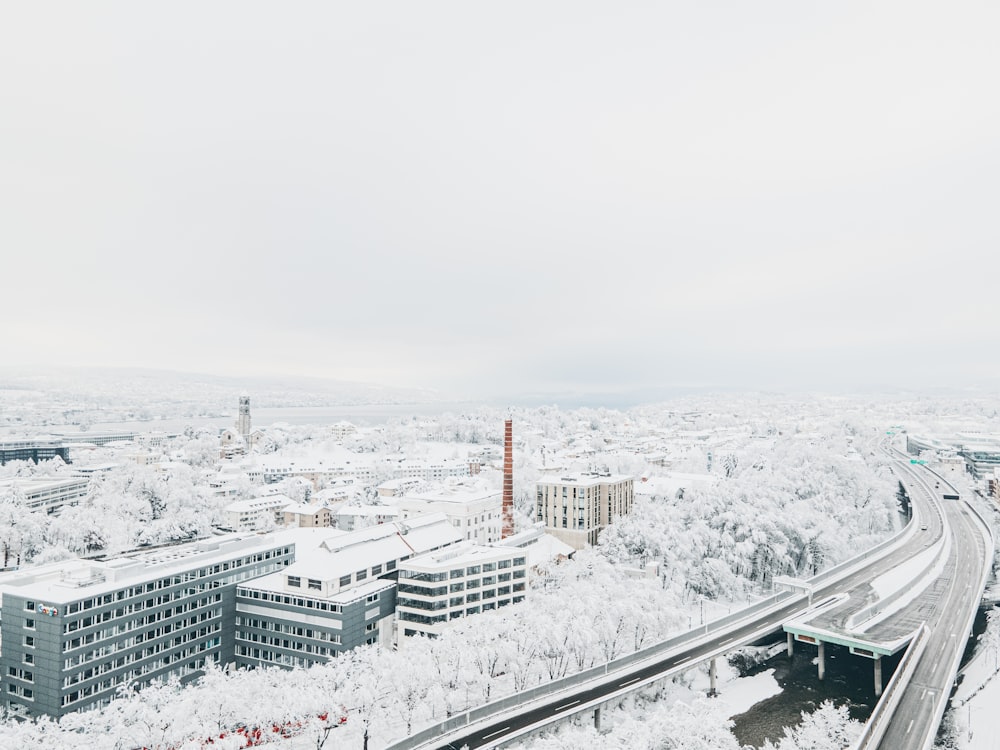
<box><xmin>2</xmin><ymin>3</ymin><xmax>998</xmax><ymax>401</ymax></box>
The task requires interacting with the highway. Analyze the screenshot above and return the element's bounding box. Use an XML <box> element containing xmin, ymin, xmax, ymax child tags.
<box><xmin>871</xmin><ymin>462</ymin><xmax>991</xmax><ymax>750</ymax></box>
<box><xmin>416</xmin><ymin>452</ymin><xmax>979</xmax><ymax>750</ymax></box>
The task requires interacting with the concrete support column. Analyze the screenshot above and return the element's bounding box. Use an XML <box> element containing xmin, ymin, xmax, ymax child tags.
<box><xmin>874</xmin><ymin>657</ymin><xmax>883</xmax><ymax>698</ymax></box>
<box><xmin>708</xmin><ymin>657</ymin><xmax>718</xmax><ymax>696</ymax></box>
<box><xmin>817</xmin><ymin>641</ymin><xmax>826</xmax><ymax>681</ymax></box>
<box><xmin>787</xmin><ymin>632</ymin><xmax>794</xmax><ymax>657</ymax></box>
<box><xmin>594</xmin><ymin>706</ymin><xmax>601</xmax><ymax>731</ymax></box>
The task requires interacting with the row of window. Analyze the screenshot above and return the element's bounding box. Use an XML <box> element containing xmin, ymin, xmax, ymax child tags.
<box><xmin>63</xmin><ymin>610</ymin><xmax>222</xmax><ymax>668</ymax></box>
<box><xmin>59</xmin><ymin>645</ymin><xmax>221</xmax><ymax>707</ymax></box>
<box><xmin>235</xmin><ymin>617</ymin><xmax>342</xmax><ymax>643</ymax></box>
<box><xmin>21</xmin><ymin>548</ymin><xmax>291</xmax><ymax>617</ymax></box>
<box><xmin>63</xmin><ymin>624</ymin><xmax>221</xmax><ymax>688</ymax></box>
<box><xmin>62</xmin><ymin>591</ymin><xmax>223</xmax><ymax>636</ymax></box>
<box><xmin>236</xmin><ymin>588</ymin><xmax>343</xmax><ymax>612</ymax></box>
<box><xmin>399</xmin><ymin>593</ymin><xmax>526</xmax><ymax>624</ymax></box>
<box><xmin>62</xmin><ymin>595</ymin><xmax>223</xmax><ymax>653</ymax></box>
<box><xmin>235</xmin><ymin>631</ymin><xmax>338</xmax><ymax>657</ymax></box>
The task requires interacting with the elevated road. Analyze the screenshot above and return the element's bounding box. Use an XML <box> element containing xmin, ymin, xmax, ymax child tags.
<box><xmin>866</xmin><ymin>462</ymin><xmax>992</xmax><ymax>750</ymax></box>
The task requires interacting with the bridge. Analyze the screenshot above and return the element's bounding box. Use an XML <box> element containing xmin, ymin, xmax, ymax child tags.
<box><xmin>384</xmin><ymin>451</ymin><xmax>993</xmax><ymax>750</ymax></box>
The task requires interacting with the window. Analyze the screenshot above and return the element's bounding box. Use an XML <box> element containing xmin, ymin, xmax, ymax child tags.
<box><xmin>307</xmin><ymin>579</ymin><xmax>322</xmax><ymax>591</ymax></box>
<box><xmin>339</xmin><ymin>575</ymin><xmax>352</xmax><ymax>587</ymax></box>
<box><xmin>24</xmin><ymin>619</ymin><xmax>34</xmax><ymax>630</ymax></box>
<box><xmin>25</xmin><ymin>602</ymin><xmax>35</xmax><ymax>612</ymax></box>
<box><xmin>287</xmin><ymin>576</ymin><xmax>301</xmax><ymax>588</ymax></box>
<box><xmin>23</xmin><ymin>637</ymin><xmax>34</xmax><ymax>648</ymax></box>
<box><xmin>366</xmin><ymin>592</ymin><xmax>379</xmax><ymax>603</ymax></box>
<box><xmin>365</xmin><ymin>622</ymin><xmax>376</xmax><ymax>633</ymax></box>
<box><xmin>356</xmin><ymin>570</ymin><xmax>367</xmax><ymax>581</ymax></box>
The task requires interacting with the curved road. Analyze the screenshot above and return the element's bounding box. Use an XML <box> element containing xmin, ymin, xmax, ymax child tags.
<box><xmin>872</xmin><ymin>462</ymin><xmax>991</xmax><ymax>750</ymax></box>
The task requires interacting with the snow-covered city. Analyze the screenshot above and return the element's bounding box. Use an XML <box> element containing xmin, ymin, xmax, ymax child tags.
<box><xmin>1</xmin><ymin>375</ymin><xmax>1000</xmax><ymax>750</ymax></box>
<box><xmin>4</xmin><ymin>2</ymin><xmax>1000</xmax><ymax>749</ymax></box>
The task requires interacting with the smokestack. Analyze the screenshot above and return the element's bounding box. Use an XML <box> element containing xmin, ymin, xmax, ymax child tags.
<box><xmin>502</xmin><ymin>418</ymin><xmax>514</xmax><ymax>539</ymax></box>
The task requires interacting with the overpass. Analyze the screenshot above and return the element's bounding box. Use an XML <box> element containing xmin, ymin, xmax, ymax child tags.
<box><xmin>384</xmin><ymin>452</ymin><xmax>992</xmax><ymax>750</ymax></box>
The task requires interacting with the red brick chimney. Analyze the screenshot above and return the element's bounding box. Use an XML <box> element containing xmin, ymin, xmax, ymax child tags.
<box><xmin>502</xmin><ymin>418</ymin><xmax>514</xmax><ymax>539</ymax></box>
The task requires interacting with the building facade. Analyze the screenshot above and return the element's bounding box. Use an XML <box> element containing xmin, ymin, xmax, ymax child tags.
<box><xmin>0</xmin><ymin>439</ymin><xmax>71</xmax><ymax>466</ymax></box>
<box><xmin>233</xmin><ymin>514</ymin><xmax>461</xmax><ymax>670</ymax></box>
<box><xmin>395</xmin><ymin>542</ymin><xmax>527</xmax><ymax>643</ymax></box>
<box><xmin>397</xmin><ymin>482</ymin><xmax>503</xmax><ymax>545</ymax></box>
<box><xmin>535</xmin><ymin>472</ymin><xmax>634</xmax><ymax>549</ymax></box>
<box><xmin>0</xmin><ymin>534</ymin><xmax>294</xmax><ymax>717</ymax></box>
<box><xmin>0</xmin><ymin>476</ymin><xmax>90</xmax><ymax>514</ymax></box>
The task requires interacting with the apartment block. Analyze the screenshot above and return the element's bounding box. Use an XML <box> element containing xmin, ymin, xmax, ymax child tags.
<box><xmin>535</xmin><ymin>472</ymin><xmax>634</xmax><ymax>549</ymax></box>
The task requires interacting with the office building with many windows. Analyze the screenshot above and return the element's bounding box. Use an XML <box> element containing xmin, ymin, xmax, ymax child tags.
<box><xmin>234</xmin><ymin>513</ymin><xmax>461</xmax><ymax>670</ymax></box>
<box><xmin>395</xmin><ymin>541</ymin><xmax>527</xmax><ymax>643</ymax></box>
<box><xmin>0</xmin><ymin>533</ymin><xmax>294</xmax><ymax>717</ymax></box>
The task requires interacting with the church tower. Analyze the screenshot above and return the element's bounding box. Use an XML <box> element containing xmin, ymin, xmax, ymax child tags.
<box><xmin>237</xmin><ymin>394</ymin><xmax>251</xmax><ymax>446</ymax></box>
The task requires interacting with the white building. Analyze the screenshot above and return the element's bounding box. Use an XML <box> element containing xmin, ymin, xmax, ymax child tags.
<box><xmin>397</xmin><ymin>480</ymin><xmax>503</xmax><ymax>545</ymax></box>
<box><xmin>236</xmin><ymin>514</ymin><xmax>462</xmax><ymax>667</ymax></box>
<box><xmin>0</xmin><ymin>476</ymin><xmax>90</xmax><ymax>514</ymax></box>
<box><xmin>395</xmin><ymin>541</ymin><xmax>528</xmax><ymax>643</ymax></box>
<box><xmin>221</xmin><ymin>494</ymin><xmax>293</xmax><ymax>532</ymax></box>
<box><xmin>334</xmin><ymin>504</ymin><xmax>401</xmax><ymax>532</ymax></box>
<box><xmin>392</xmin><ymin>459</ymin><xmax>471</xmax><ymax>482</ymax></box>
<box><xmin>535</xmin><ymin>472</ymin><xmax>634</xmax><ymax>549</ymax></box>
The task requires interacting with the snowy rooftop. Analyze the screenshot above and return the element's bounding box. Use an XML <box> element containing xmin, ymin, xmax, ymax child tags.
<box><xmin>402</xmin><ymin>479</ymin><xmax>500</xmax><ymax>504</ymax></box>
<box><xmin>399</xmin><ymin>540</ymin><xmax>522</xmax><ymax>571</ymax></box>
<box><xmin>336</xmin><ymin>504</ymin><xmax>400</xmax><ymax>518</ymax></box>
<box><xmin>223</xmin><ymin>494</ymin><xmax>294</xmax><ymax>513</ymax></box>
<box><xmin>0</xmin><ymin>530</ymin><xmax>307</xmax><ymax>603</ymax></box>
<box><xmin>536</xmin><ymin>471</ymin><xmax>633</xmax><ymax>487</ymax></box>
<box><xmin>267</xmin><ymin>513</ymin><xmax>462</xmax><ymax>583</ymax></box>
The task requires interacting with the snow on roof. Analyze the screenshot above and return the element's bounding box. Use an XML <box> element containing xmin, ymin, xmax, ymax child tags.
<box><xmin>272</xmin><ymin>513</ymin><xmax>461</xmax><ymax>582</ymax></box>
<box><xmin>399</xmin><ymin>540</ymin><xmax>522</xmax><ymax>571</ymax></box>
<box><xmin>0</xmin><ymin>530</ymin><xmax>304</xmax><ymax>603</ymax></box>
<box><xmin>536</xmin><ymin>471</ymin><xmax>633</xmax><ymax>487</ymax></box>
<box><xmin>335</xmin><ymin>504</ymin><xmax>400</xmax><ymax>518</ymax></box>
<box><xmin>223</xmin><ymin>494</ymin><xmax>294</xmax><ymax>513</ymax></box>
<box><xmin>402</xmin><ymin>479</ymin><xmax>500</xmax><ymax>504</ymax></box>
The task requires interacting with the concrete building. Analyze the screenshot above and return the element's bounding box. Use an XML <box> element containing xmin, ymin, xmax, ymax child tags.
<box><xmin>234</xmin><ymin>514</ymin><xmax>461</xmax><ymax>670</ymax></box>
<box><xmin>397</xmin><ymin>481</ymin><xmax>503</xmax><ymax>545</ymax></box>
<box><xmin>0</xmin><ymin>476</ymin><xmax>90</xmax><ymax>514</ymax></box>
<box><xmin>0</xmin><ymin>533</ymin><xmax>295</xmax><ymax>717</ymax></box>
<box><xmin>535</xmin><ymin>472</ymin><xmax>634</xmax><ymax>549</ymax></box>
<box><xmin>0</xmin><ymin>439</ymin><xmax>71</xmax><ymax>466</ymax></box>
<box><xmin>395</xmin><ymin>542</ymin><xmax>527</xmax><ymax>642</ymax></box>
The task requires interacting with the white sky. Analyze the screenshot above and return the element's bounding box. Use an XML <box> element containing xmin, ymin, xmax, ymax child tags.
<box><xmin>2</xmin><ymin>2</ymin><xmax>998</xmax><ymax>399</ymax></box>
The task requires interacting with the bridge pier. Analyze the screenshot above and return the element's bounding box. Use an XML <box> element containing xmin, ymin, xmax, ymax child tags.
<box><xmin>594</xmin><ymin>705</ymin><xmax>601</xmax><ymax>730</ymax></box>
<box><xmin>817</xmin><ymin>641</ymin><xmax>826</xmax><ymax>681</ymax></box>
<box><xmin>708</xmin><ymin>657</ymin><xmax>718</xmax><ymax>696</ymax></box>
<box><xmin>787</xmin><ymin>632</ymin><xmax>794</xmax><ymax>657</ymax></box>
<box><xmin>874</xmin><ymin>656</ymin><xmax>883</xmax><ymax>698</ymax></box>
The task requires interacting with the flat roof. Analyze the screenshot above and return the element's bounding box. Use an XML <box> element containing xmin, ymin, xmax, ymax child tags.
<box><xmin>536</xmin><ymin>472</ymin><xmax>633</xmax><ymax>487</ymax></box>
<box><xmin>400</xmin><ymin>540</ymin><xmax>522</xmax><ymax>571</ymax></box>
<box><xmin>0</xmin><ymin>530</ymin><xmax>306</xmax><ymax>604</ymax></box>
<box><xmin>273</xmin><ymin>513</ymin><xmax>461</xmax><ymax>580</ymax></box>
